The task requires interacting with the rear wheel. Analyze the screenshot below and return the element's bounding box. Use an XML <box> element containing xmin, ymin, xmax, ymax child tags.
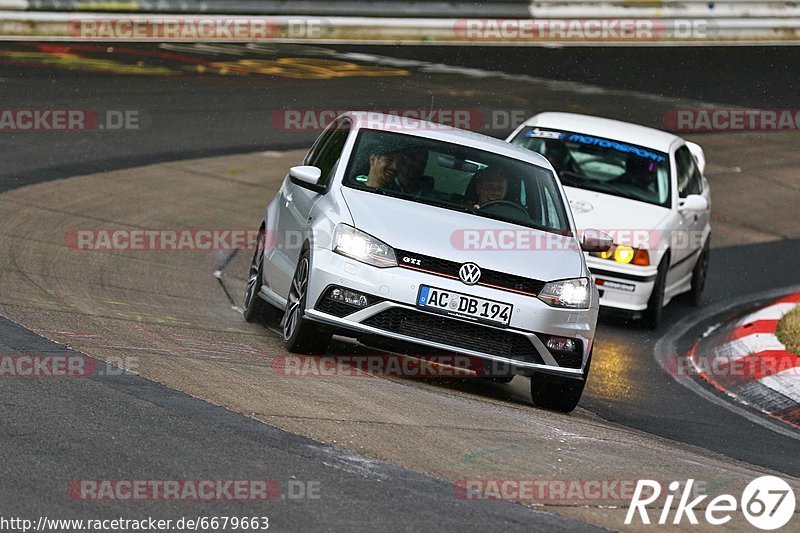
<box><xmin>687</xmin><ymin>237</ymin><xmax>710</xmax><ymax>307</ymax></box>
<box><xmin>282</xmin><ymin>250</ymin><xmax>332</xmax><ymax>354</ymax></box>
<box><xmin>530</xmin><ymin>350</ymin><xmax>592</xmax><ymax>413</ymax></box>
<box><xmin>642</xmin><ymin>255</ymin><xmax>668</xmax><ymax>329</ymax></box>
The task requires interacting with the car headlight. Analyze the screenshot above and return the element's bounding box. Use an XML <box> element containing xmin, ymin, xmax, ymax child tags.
<box><xmin>332</xmin><ymin>224</ymin><xmax>397</xmax><ymax>268</ymax></box>
<box><xmin>590</xmin><ymin>245</ymin><xmax>650</xmax><ymax>266</ymax></box>
<box><xmin>538</xmin><ymin>278</ymin><xmax>591</xmax><ymax>309</ymax></box>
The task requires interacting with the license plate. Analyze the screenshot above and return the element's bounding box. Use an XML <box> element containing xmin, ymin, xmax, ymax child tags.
<box><xmin>417</xmin><ymin>285</ymin><xmax>512</xmax><ymax>326</ymax></box>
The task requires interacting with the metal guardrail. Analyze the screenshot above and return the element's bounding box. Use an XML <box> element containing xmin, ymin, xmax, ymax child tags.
<box><xmin>4</xmin><ymin>1</ymin><xmax>534</xmax><ymax>17</ymax></box>
<box><xmin>0</xmin><ymin>1</ymin><xmax>799</xmax><ymax>43</ymax></box>
<box><xmin>6</xmin><ymin>1</ymin><xmax>800</xmax><ymax>18</ymax></box>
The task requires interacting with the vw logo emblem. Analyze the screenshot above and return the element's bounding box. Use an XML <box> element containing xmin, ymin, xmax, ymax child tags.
<box><xmin>458</xmin><ymin>262</ymin><xmax>482</xmax><ymax>285</ymax></box>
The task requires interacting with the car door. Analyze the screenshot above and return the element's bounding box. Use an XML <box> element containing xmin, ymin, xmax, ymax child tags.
<box><xmin>267</xmin><ymin>119</ymin><xmax>351</xmax><ymax>298</ymax></box>
<box><xmin>671</xmin><ymin>144</ymin><xmax>709</xmax><ymax>282</ymax></box>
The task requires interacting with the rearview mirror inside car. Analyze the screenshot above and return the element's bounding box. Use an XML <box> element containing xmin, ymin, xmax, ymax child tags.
<box><xmin>437</xmin><ymin>154</ymin><xmax>479</xmax><ymax>173</ymax></box>
<box><xmin>581</xmin><ymin>229</ymin><xmax>613</xmax><ymax>253</ymax></box>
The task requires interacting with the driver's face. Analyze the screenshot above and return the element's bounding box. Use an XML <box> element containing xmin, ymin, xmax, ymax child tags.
<box><xmin>368</xmin><ymin>153</ymin><xmax>401</xmax><ymax>188</ymax></box>
<box><xmin>476</xmin><ymin>174</ymin><xmax>508</xmax><ymax>205</ymax></box>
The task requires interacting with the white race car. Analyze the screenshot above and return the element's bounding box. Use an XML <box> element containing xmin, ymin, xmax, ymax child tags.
<box><xmin>507</xmin><ymin>113</ymin><xmax>711</xmax><ymax>327</ymax></box>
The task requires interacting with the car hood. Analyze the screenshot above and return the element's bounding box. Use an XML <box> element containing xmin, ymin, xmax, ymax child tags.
<box><xmin>340</xmin><ymin>187</ymin><xmax>584</xmax><ymax>281</ymax></box>
<box><xmin>564</xmin><ymin>186</ymin><xmax>670</xmax><ymax>247</ymax></box>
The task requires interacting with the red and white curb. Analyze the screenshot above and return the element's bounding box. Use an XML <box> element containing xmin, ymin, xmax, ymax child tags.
<box><xmin>687</xmin><ymin>292</ymin><xmax>800</xmax><ymax>429</ymax></box>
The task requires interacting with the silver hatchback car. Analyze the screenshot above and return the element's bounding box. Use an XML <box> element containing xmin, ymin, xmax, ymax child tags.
<box><xmin>244</xmin><ymin>112</ymin><xmax>611</xmax><ymax>412</ymax></box>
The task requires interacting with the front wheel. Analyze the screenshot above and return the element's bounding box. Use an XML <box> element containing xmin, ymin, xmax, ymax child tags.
<box><xmin>282</xmin><ymin>250</ymin><xmax>331</xmax><ymax>354</ymax></box>
<box><xmin>642</xmin><ymin>255</ymin><xmax>668</xmax><ymax>329</ymax></box>
<box><xmin>530</xmin><ymin>350</ymin><xmax>592</xmax><ymax>413</ymax></box>
<box><xmin>687</xmin><ymin>238</ymin><xmax>710</xmax><ymax>307</ymax></box>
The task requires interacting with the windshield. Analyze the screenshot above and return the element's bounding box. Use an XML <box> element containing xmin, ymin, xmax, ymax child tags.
<box><xmin>342</xmin><ymin>129</ymin><xmax>571</xmax><ymax>234</ymax></box>
<box><xmin>510</xmin><ymin>127</ymin><xmax>671</xmax><ymax>208</ymax></box>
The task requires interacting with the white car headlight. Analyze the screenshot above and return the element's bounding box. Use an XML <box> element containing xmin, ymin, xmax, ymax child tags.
<box><xmin>538</xmin><ymin>278</ymin><xmax>591</xmax><ymax>309</ymax></box>
<box><xmin>332</xmin><ymin>224</ymin><xmax>397</xmax><ymax>268</ymax></box>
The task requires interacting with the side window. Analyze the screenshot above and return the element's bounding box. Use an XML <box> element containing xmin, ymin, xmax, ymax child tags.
<box><xmin>311</xmin><ymin>120</ymin><xmax>351</xmax><ymax>187</ymax></box>
<box><xmin>542</xmin><ymin>187</ymin><xmax>561</xmax><ymax>229</ymax></box>
<box><xmin>303</xmin><ymin>126</ymin><xmax>335</xmax><ymax>166</ymax></box>
<box><xmin>675</xmin><ymin>146</ymin><xmax>702</xmax><ymax>198</ymax></box>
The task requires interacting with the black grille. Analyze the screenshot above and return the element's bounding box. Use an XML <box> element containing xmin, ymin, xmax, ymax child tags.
<box><xmin>362</xmin><ymin>308</ymin><xmax>543</xmax><ymax>363</ymax></box>
<box><xmin>316</xmin><ymin>298</ymin><xmax>361</xmax><ymax>318</ymax></box>
<box><xmin>551</xmin><ymin>351</ymin><xmax>583</xmax><ymax>369</ymax></box>
<box><xmin>395</xmin><ymin>249</ymin><xmax>545</xmax><ymax>296</ymax></box>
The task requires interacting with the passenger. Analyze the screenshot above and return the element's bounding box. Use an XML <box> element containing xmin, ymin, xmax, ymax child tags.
<box><xmin>472</xmin><ymin>170</ymin><xmax>508</xmax><ymax>208</ymax></box>
<box><xmin>394</xmin><ymin>149</ymin><xmax>433</xmax><ymax>195</ymax></box>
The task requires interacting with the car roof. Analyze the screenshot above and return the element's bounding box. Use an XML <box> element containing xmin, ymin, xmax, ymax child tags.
<box><xmin>520</xmin><ymin>112</ymin><xmax>682</xmax><ymax>153</ymax></box>
<box><xmin>340</xmin><ymin>111</ymin><xmax>552</xmax><ymax>168</ymax></box>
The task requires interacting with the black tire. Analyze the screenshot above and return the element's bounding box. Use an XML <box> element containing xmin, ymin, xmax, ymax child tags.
<box><xmin>282</xmin><ymin>250</ymin><xmax>332</xmax><ymax>354</ymax></box>
<box><xmin>687</xmin><ymin>237</ymin><xmax>710</xmax><ymax>307</ymax></box>
<box><xmin>642</xmin><ymin>254</ymin><xmax>668</xmax><ymax>329</ymax></box>
<box><xmin>243</xmin><ymin>228</ymin><xmax>272</xmax><ymax>323</ymax></box>
<box><xmin>530</xmin><ymin>350</ymin><xmax>592</xmax><ymax>413</ymax></box>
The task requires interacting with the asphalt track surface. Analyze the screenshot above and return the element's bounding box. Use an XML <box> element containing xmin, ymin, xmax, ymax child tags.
<box><xmin>0</xmin><ymin>316</ymin><xmax>592</xmax><ymax>532</ymax></box>
<box><xmin>324</xmin><ymin>45</ymin><xmax>800</xmax><ymax>109</ymax></box>
<box><xmin>1</xmin><ymin>42</ymin><xmax>799</xmax><ymax>530</ymax></box>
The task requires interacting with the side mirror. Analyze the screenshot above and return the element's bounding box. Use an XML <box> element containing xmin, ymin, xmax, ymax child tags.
<box><xmin>679</xmin><ymin>194</ymin><xmax>708</xmax><ymax>212</ymax></box>
<box><xmin>581</xmin><ymin>229</ymin><xmax>613</xmax><ymax>253</ymax></box>
<box><xmin>289</xmin><ymin>166</ymin><xmax>325</xmax><ymax>193</ymax></box>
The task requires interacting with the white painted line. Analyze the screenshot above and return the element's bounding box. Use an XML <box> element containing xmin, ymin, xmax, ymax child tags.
<box><xmin>736</xmin><ymin>302</ymin><xmax>797</xmax><ymax>324</ymax></box>
<box><xmin>711</xmin><ymin>333</ymin><xmax>787</xmax><ymax>362</ymax></box>
<box><xmin>760</xmin><ymin>366</ymin><xmax>800</xmax><ymax>404</ymax></box>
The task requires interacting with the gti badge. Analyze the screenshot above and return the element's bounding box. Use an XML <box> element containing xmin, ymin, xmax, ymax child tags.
<box><xmin>458</xmin><ymin>262</ymin><xmax>482</xmax><ymax>285</ymax></box>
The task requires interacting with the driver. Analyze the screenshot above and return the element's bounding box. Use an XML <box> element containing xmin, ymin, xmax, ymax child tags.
<box><xmin>364</xmin><ymin>144</ymin><xmax>402</xmax><ymax>189</ymax></box>
<box><xmin>472</xmin><ymin>169</ymin><xmax>508</xmax><ymax>208</ymax></box>
<box><xmin>619</xmin><ymin>156</ymin><xmax>658</xmax><ymax>195</ymax></box>
<box><xmin>543</xmin><ymin>141</ymin><xmax>569</xmax><ymax>171</ymax></box>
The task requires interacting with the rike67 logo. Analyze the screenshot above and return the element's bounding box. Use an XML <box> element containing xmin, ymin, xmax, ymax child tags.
<box><xmin>627</xmin><ymin>477</ymin><xmax>796</xmax><ymax>530</ymax></box>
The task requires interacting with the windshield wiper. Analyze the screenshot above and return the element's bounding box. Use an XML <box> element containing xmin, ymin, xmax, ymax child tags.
<box><xmin>413</xmin><ymin>196</ymin><xmax>475</xmax><ymax>214</ymax></box>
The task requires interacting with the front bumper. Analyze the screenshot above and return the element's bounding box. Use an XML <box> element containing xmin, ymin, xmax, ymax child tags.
<box><xmin>587</xmin><ymin>256</ymin><xmax>657</xmax><ymax>312</ymax></box>
<box><xmin>305</xmin><ymin>248</ymin><xmax>597</xmax><ymax>378</ymax></box>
